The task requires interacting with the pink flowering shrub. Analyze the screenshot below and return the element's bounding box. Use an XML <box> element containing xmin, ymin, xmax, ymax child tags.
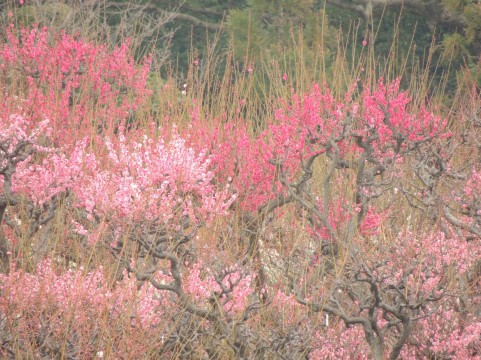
<box><xmin>0</xmin><ymin>25</ymin><xmax>151</xmax><ymax>146</ymax></box>
<box><xmin>0</xmin><ymin>112</ymin><xmax>52</xmax><ymax>203</ymax></box>
<box><xmin>0</xmin><ymin>259</ymin><xmax>167</xmax><ymax>358</ymax></box>
<box><xmin>75</xmin><ymin>129</ymin><xmax>235</xmax><ymax>228</ymax></box>
<box><xmin>0</xmin><ymin>24</ymin><xmax>152</xmax><ymax>243</ymax></box>
<box><xmin>13</xmin><ymin>139</ymin><xmax>89</xmax><ymax>206</ymax></box>
<box><xmin>311</xmin><ymin>322</ymin><xmax>371</xmax><ymax>360</ymax></box>
<box><xmin>189</xmin><ymin>78</ymin><xmax>447</xmax><ymax>222</ymax></box>
<box><xmin>404</xmin><ymin>303</ymin><xmax>481</xmax><ymax>359</ymax></box>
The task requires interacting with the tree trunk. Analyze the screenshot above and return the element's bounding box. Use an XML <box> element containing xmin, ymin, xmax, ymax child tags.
<box><xmin>0</xmin><ymin>227</ymin><xmax>9</xmax><ymax>275</ymax></box>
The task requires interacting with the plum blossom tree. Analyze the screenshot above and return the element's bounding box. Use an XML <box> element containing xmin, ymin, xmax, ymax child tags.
<box><xmin>189</xmin><ymin>79</ymin><xmax>481</xmax><ymax>358</ymax></box>
<box><xmin>0</xmin><ymin>23</ymin><xmax>152</xmax><ymax>264</ymax></box>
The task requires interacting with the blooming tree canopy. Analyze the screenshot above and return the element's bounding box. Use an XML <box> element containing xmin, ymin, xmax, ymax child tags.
<box><xmin>0</xmin><ymin>24</ymin><xmax>480</xmax><ymax>359</ymax></box>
